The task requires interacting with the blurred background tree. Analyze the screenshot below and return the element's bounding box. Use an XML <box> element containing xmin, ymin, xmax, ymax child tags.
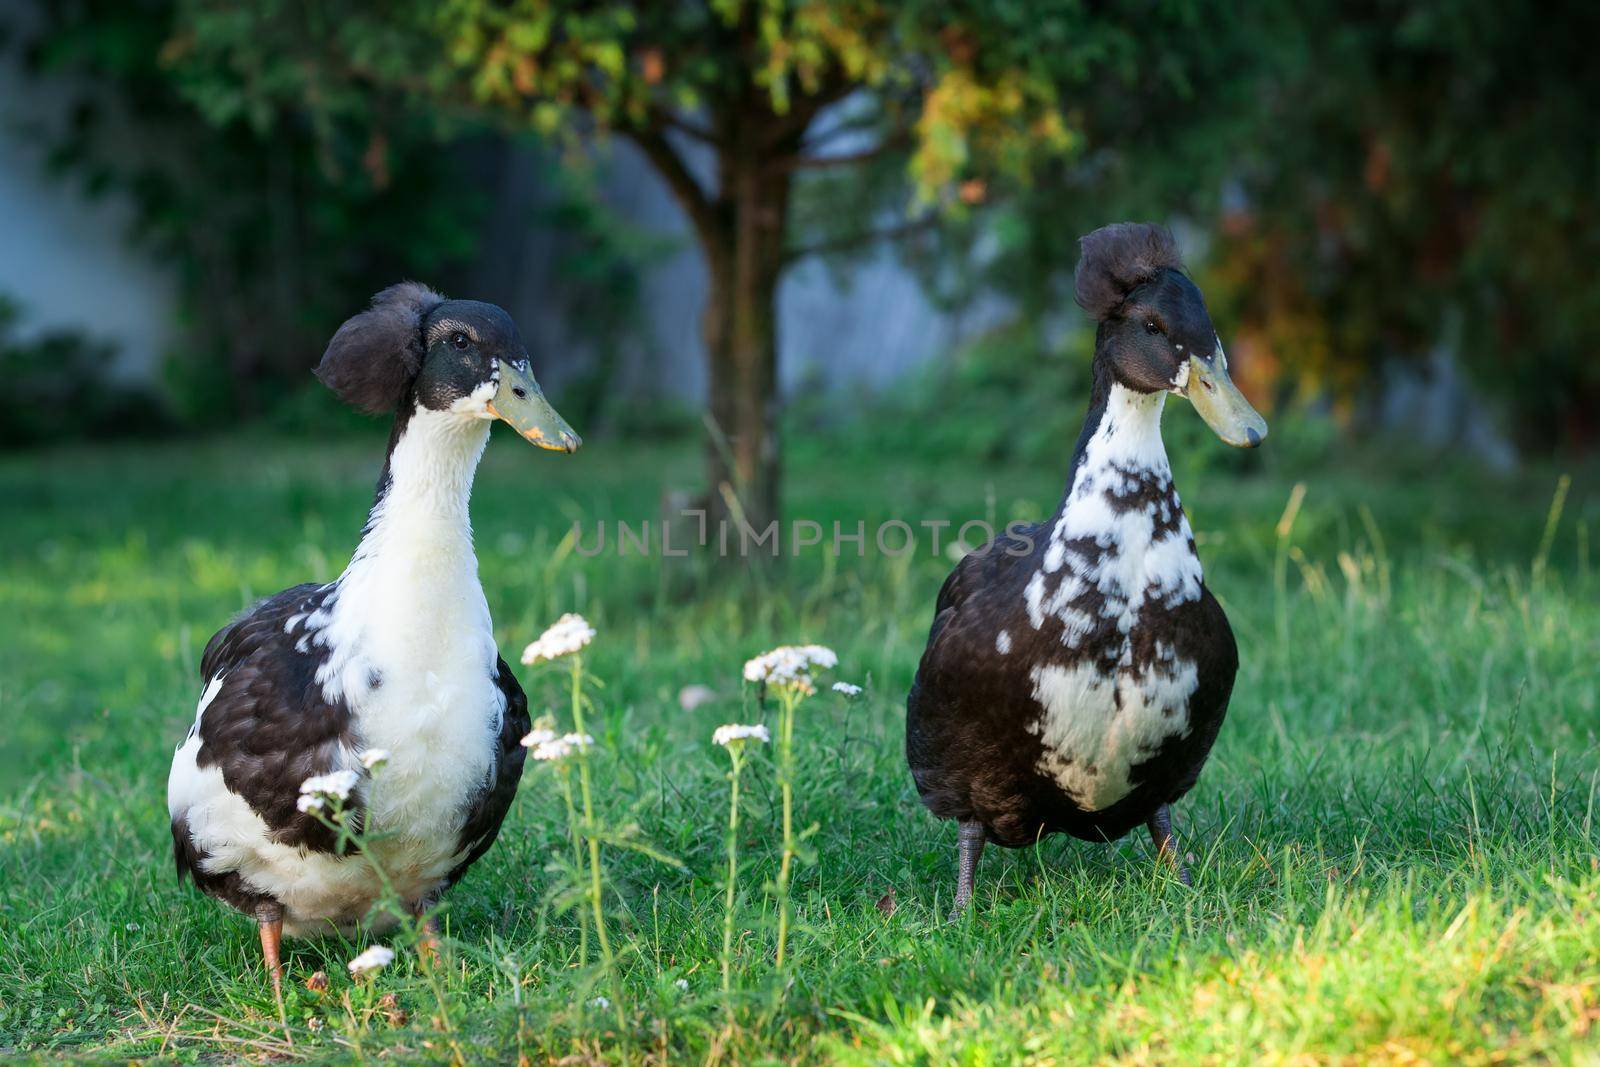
<box><xmin>1206</xmin><ymin>0</ymin><xmax>1600</xmax><ymax>452</ymax></box>
<box><xmin>159</xmin><ymin>0</ymin><xmax>1263</xmax><ymax>533</ymax></box>
<box><xmin>4</xmin><ymin>0</ymin><xmax>1598</xmax><ymax>472</ymax></box>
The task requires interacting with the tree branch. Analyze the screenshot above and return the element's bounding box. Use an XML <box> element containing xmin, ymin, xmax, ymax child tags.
<box><xmin>799</xmin><ymin>113</ymin><xmax>891</xmax><ymax>155</ymax></box>
<box><xmin>626</xmin><ymin>126</ymin><xmax>721</xmax><ymax>247</ymax></box>
<box><xmin>782</xmin><ymin>214</ymin><xmax>940</xmax><ymax>265</ymax></box>
<box><xmin>760</xmin><ymin>73</ymin><xmax>856</xmax><ymax>149</ymax></box>
<box><xmin>650</xmin><ymin>104</ymin><xmax>718</xmax><ymax>145</ymax></box>
<box><xmin>767</xmin><ymin>134</ymin><xmax>908</xmax><ymax>175</ymax></box>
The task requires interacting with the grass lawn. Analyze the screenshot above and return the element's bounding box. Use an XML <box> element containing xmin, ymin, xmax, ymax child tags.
<box><xmin>2</xmin><ymin>424</ymin><xmax>1597</xmax><ymax>1063</ymax></box>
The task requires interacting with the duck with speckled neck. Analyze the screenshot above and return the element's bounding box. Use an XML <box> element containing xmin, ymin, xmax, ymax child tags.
<box><xmin>906</xmin><ymin>223</ymin><xmax>1268</xmax><ymax>918</ymax></box>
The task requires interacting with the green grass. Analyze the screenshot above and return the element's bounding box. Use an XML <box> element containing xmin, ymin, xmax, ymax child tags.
<box><xmin>2</xmin><ymin>424</ymin><xmax>1597</xmax><ymax>1064</ymax></box>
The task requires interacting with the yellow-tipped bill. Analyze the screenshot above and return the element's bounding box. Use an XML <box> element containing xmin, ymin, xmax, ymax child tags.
<box><xmin>1184</xmin><ymin>348</ymin><xmax>1267</xmax><ymax>449</ymax></box>
<box><xmin>486</xmin><ymin>360</ymin><xmax>581</xmax><ymax>453</ymax></box>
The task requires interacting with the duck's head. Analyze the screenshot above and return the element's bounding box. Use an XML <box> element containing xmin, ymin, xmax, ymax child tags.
<box><xmin>1074</xmin><ymin>223</ymin><xmax>1266</xmax><ymax>448</ymax></box>
<box><xmin>316</xmin><ymin>282</ymin><xmax>580</xmax><ymax>453</ymax></box>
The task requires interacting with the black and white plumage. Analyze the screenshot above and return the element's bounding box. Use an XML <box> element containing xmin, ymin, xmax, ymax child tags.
<box><xmin>167</xmin><ymin>284</ymin><xmax>579</xmax><ymax>980</ymax></box>
<box><xmin>906</xmin><ymin>224</ymin><xmax>1268</xmax><ymax>915</ymax></box>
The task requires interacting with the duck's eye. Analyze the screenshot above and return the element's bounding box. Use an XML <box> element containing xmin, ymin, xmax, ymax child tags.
<box><xmin>1144</xmin><ymin>321</ymin><xmax>1162</xmax><ymax>335</ymax></box>
<box><xmin>450</xmin><ymin>332</ymin><xmax>470</xmax><ymax>350</ymax></box>
<box><xmin>512</xmin><ymin>386</ymin><xmax>528</xmax><ymax>399</ymax></box>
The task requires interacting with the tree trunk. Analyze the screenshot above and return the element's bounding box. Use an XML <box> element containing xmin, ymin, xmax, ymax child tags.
<box><xmin>700</xmin><ymin>157</ymin><xmax>790</xmax><ymax>541</ymax></box>
<box><xmin>682</xmin><ymin>99</ymin><xmax>799</xmax><ymax>549</ymax></box>
<box><xmin>628</xmin><ymin>96</ymin><xmax>812</xmax><ymax>558</ymax></box>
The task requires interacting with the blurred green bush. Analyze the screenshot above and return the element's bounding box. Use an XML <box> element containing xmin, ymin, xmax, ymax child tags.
<box><xmin>12</xmin><ymin>0</ymin><xmax>487</xmax><ymax>426</ymax></box>
<box><xmin>0</xmin><ymin>295</ymin><xmax>172</xmax><ymax>446</ymax></box>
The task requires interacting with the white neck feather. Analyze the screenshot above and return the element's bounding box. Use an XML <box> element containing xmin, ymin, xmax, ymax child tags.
<box><xmin>1028</xmin><ymin>385</ymin><xmax>1196</xmax><ymax>634</ymax></box>
<box><xmin>1071</xmin><ymin>384</ymin><xmax>1170</xmax><ymax>497</ymax></box>
<box><xmin>356</xmin><ymin>409</ymin><xmax>491</xmax><ymax>566</ymax></box>
<box><xmin>312</xmin><ymin>408</ymin><xmax>495</xmax><ymax>705</ymax></box>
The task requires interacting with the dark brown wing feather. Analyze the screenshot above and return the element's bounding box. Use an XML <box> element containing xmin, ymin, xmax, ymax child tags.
<box><xmin>175</xmin><ymin>582</ymin><xmax>356</xmax><ymax>902</ymax></box>
<box><xmin>907</xmin><ymin>522</ymin><xmax>1237</xmax><ymax>848</ymax></box>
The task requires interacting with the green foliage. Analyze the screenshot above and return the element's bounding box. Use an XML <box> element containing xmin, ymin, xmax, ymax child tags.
<box><xmin>791</xmin><ymin>320</ymin><xmax>1091</xmax><ymax>465</ymax></box>
<box><xmin>432</xmin><ymin>0</ymin><xmax>1075</xmax><ymax>191</ymax></box>
<box><xmin>790</xmin><ymin>320</ymin><xmax>1313</xmax><ymax>494</ymax></box>
<box><xmin>933</xmin><ymin>1</ymin><xmax>1284</xmax><ymax>321</ymax></box>
<box><xmin>528</xmin><ymin>157</ymin><xmax>681</xmax><ymax>433</ymax></box>
<box><xmin>425</xmin><ymin>0</ymin><xmax>1260</xmax><ymax>207</ymax></box>
<box><xmin>156</xmin><ymin>0</ymin><xmax>1296</xmax><ymax>533</ymax></box>
<box><xmin>0</xmin><ymin>294</ymin><xmax>172</xmax><ymax>447</ymax></box>
<box><xmin>14</xmin><ymin>0</ymin><xmax>488</xmax><ymax>421</ymax></box>
<box><xmin>1209</xmin><ymin>0</ymin><xmax>1600</xmax><ymax>450</ymax></box>
<box><xmin>168</xmin><ymin>0</ymin><xmax>1263</xmax><ymax>303</ymax></box>
<box><xmin>21</xmin><ymin>0</ymin><xmax>1596</xmax><ymax>464</ymax></box>
<box><xmin>2</xmin><ymin>433</ymin><xmax>1597</xmax><ymax>1059</ymax></box>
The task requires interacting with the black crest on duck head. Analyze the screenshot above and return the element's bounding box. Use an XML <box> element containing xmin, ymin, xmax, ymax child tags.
<box><xmin>316</xmin><ymin>282</ymin><xmax>446</xmax><ymax>414</ymax></box>
<box><xmin>1073</xmin><ymin>223</ymin><xmax>1185</xmax><ymax>322</ymax></box>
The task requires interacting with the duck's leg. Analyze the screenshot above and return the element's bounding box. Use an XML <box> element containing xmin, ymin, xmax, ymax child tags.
<box><xmin>1146</xmin><ymin>804</ymin><xmax>1192</xmax><ymax>885</ymax></box>
<box><xmin>256</xmin><ymin>902</ymin><xmax>287</xmax><ymax>1021</ymax></box>
<box><xmin>950</xmin><ymin>820</ymin><xmax>986</xmax><ymax>920</ymax></box>
<box><xmin>411</xmin><ymin>898</ymin><xmax>441</xmax><ymax>965</ymax></box>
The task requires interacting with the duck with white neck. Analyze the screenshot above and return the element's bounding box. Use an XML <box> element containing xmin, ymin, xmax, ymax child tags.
<box><xmin>167</xmin><ymin>283</ymin><xmax>579</xmax><ymax>999</ymax></box>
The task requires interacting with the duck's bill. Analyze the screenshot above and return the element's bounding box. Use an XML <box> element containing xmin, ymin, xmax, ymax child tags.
<box><xmin>1185</xmin><ymin>352</ymin><xmax>1267</xmax><ymax>449</ymax></box>
<box><xmin>487</xmin><ymin>360</ymin><xmax>581</xmax><ymax>453</ymax></box>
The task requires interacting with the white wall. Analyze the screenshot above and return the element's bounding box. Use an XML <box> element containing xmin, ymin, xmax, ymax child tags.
<box><xmin>0</xmin><ymin>18</ymin><xmax>178</xmax><ymax>380</ymax></box>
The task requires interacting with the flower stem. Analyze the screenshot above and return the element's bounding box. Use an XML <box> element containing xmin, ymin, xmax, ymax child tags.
<box><xmin>556</xmin><ymin>766</ymin><xmax>587</xmax><ymax>966</ymax></box>
<box><xmin>774</xmin><ymin>691</ymin><xmax>797</xmax><ymax>969</ymax></box>
<box><xmin>320</xmin><ymin>795</ymin><xmax>464</xmax><ymax>1065</ymax></box>
<box><xmin>570</xmin><ymin>656</ymin><xmax>624</xmax><ymax>1031</ymax></box>
<box><xmin>721</xmin><ymin>750</ymin><xmax>744</xmax><ymax>1005</ymax></box>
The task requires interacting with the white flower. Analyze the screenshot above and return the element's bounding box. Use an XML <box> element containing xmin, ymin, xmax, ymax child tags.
<box><xmin>589</xmin><ymin>995</ymin><xmax>610</xmax><ymax>1009</ymax></box>
<box><xmin>742</xmin><ymin>645</ymin><xmax>837</xmax><ymax>693</ymax></box>
<box><xmin>678</xmin><ymin>684</ymin><xmax>717</xmax><ymax>712</ymax></box>
<box><xmin>531</xmin><ymin>733</ymin><xmax>595</xmax><ymax>762</ymax></box>
<box><xmin>521</xmin><ymin>613</ymin><xmax>595</xmax><ymax>665</ymax></box>
<box><xmin>520</xmin><ymin>728</ymin><xmax>557</xmax><ymax>749</ymax></box>
<box><xmin>832</xmin><ymin>682</ymin><xmax>863</xmax><ymax>697</ymax></box>
<box><xmin>360</xmin><ymin>748</ymin><xmax>391</xmax><ymax>770</ymax></box>
<box><xmin>712</xmin><ymin>723</ymin><xmax>770</xmax><ymax>747</ymax></box>
<box><xmin>298</xmin><ymin>769</ymin><xmax>359</xmax><ymax>807</ymax></box>
<box><xmin>674</xmin><ymin>978</ymin><xmax>689</xmax><ymax>992</ymax></box>
<box><xmin>347</xmin><ymin>945</ymin><xmax>395</xmax><ymax>975</ymax></box>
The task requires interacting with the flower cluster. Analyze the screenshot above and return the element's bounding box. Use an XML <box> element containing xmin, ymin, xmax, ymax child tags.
<box><xmin>521</xmin><ymin>613</ymin><xmax>595</xmax><ymax>665</ymax></box>
<box><xmin>712</xmin><ymin>723</ymin><xmax>770</xmax><ymax>748</ymax></box>
<box><xmin>297</xmin><ymin>769</ymin><xmax>359</xmax><ymax>813</ymax></box>
<box><xmin>527</xmin><ymin>732</ymin><xmax>595</xmax><ymax>762</ymax></box>
<box><xmin>520</xmin><ymin>727</ymin><xmax>557</xmax><ymax>749</ymax></box>
<box><xmin>359</xmin><ymin>748</ymin><xmax>391</xmax><ymax>770</ymax></box>
<box><xmin>742</xmin><ymin>644</ymin><xmax>837</xmax><ymax>695</ymax></box>
<box><xmin>740</xmin><ymin>643</ymin><xmax>842</xmax><ymax>969</ymax></box>
<box><xmin>347</xmin><ymin>945</ymin><xmax>395</xmax><ymax>975</ymax></box>
<box><xmin>832</xmin><ymin>682</ymin><xmax>863</xmax><ymax>697</ymax></box>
